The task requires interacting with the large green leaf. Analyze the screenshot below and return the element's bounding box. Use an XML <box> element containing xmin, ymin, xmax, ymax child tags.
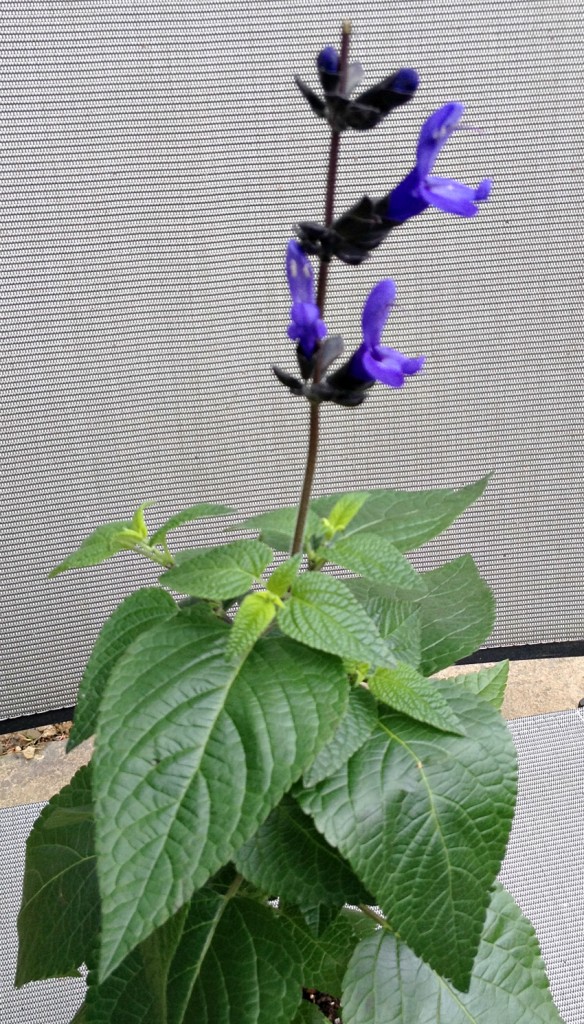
<box><xmin>16</xmin><ymin>764</ymin><xmax>98</xmax><ymax>984</ymax></box>
<box><xmin>228</xmin><ymin>507</ymin><xmax>322</xmax><ymax>552</ymax></box>
<box><xmin>303</xmin><ymin>686</ymin><xmax>378</xmax><ymax>788</ymax></box>
<box><xmin>235</xmin><ymin>795</ymin><xmax>370</xmax><ymax>910</ymax></box>
<box><xmin>418</xmin><ymin>555</ymin><xmax>495</xmax><ymax>673</ymax></box>
<box><xmin>368</xmin><ymin>664</ymin><xmax>464</xmax><ymax>734</ymax></box>
<box><xmin>280</xmin><ymin>906</ymin><xmax>373</xmax><ymax>996</ymax></box>
<box><xmin>94</xmin><ymin>605</ymin><xmax>348</xmax><ymax>978</ymax></box>
<box><xmin>68</xmin><ymin>588</ymin><xmax>177</xmax><ymax>750</ymax></box>
<box><xmin>49</xmin><ymin>520</ymin><xmax>140</xmax><ymax>577</ymax></box>
<box><xmin>346</xmin><ymin>579</ymin><xmax>421</xmax><ymax>668</ymax></box>
<box><xmin>159</xmin><ymin>539</ymin><xmax>273</xmax><ymax>600</ymax></box>
<box><xmin>341</xmin><ymin>884</ymin><xmax>563</xmax><ymax>1023</ymax></box>
<box><xmin>149</xmin><ymin>503</ymin><xmax>236</xmax><ymax>547</ymax></box>
<box><xmin>298</xmin><ymin>682</ymin><xmax>516</xmax><ymax>991</ymax></box>
<box><xmin>326</xmin><ymin>532</ymin><xmax>426</xmax><ymax>597</ymax></box>
<box><xmin>311</xmin><ymin>477</ymin><xmax>490</xmax><ymax>552</ymax></box>
<box><xmin>278</xmin><ymin>573</ymin><xmax>395</xmax><ymax>667</ymax></box>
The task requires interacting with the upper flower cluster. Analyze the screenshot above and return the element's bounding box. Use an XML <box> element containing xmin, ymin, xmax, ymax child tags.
<box><xmin>295</xmin><ymin>46</ymin><xmax>419</xmax><ymax>133</ymax></box>
<box><xmin>297</xmin><ymin>102</ymin><xmax>491</xmax><ymax>264</ymax></box>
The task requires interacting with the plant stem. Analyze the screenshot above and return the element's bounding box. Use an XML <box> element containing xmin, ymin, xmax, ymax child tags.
<box><xmin>133</xmin><ymin>542</ymin><xmax>175</xmax><ymax>569</ymax></box>
<box><xmin>359</xmin><ymin>903</ymin><xmax>390</xmax><ymax>930</ymax></box>
<box><xmin>291</xmin><ymin>21</ymin><xmax>351</xmax><ymax>556</ymax></box>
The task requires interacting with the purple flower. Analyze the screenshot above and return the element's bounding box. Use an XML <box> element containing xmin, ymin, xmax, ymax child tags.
<box><xmin>388</xmin><ymin>102</ymin><xmax>492</xmax><ymax>223</ymax></box>
<box><xmin>347</xmin><ymin>280</ymin><xmax>425</xmax><ymax>387</ymax></box>
<box><xmin>286</xmin><ymin>240</ymin><xmax>327</xmax><ymax>358</ymax></box>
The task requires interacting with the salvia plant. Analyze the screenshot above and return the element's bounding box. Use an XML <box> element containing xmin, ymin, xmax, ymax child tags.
<box><xmin>16</xmin><ymin>22</ymin><xmax>563</xmax><ymax>1024</ymax></box>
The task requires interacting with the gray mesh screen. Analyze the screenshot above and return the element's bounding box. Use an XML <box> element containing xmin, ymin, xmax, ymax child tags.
<box><xmin>3</xmin><ymin>712</ymin><xmax>582</xmax><ymax>1020</ymax></box>
<box><xmin>1</xmin><ymin>2</ymin><xmax>583</xmax><ymax>719</ymax></box>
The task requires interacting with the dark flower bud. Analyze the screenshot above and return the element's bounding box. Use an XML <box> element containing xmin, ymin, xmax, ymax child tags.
<box><xmin>296</xmin><ymin>194</ymin><xmax>398</xmax><ymax>265</ymax></box>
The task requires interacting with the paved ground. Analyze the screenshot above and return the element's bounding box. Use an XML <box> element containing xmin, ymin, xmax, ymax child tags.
<box><xmin>1</xmin><ymin>657</ymin><xmax>583</xmax><ymax>810</ymax></box>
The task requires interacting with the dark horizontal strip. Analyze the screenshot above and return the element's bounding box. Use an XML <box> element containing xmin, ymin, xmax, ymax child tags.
<box><xmin>457</xmin><ymin>640</ymin><xmax>584</xmax><ymax>664</ymax></box>
<box><xmin>0</xmin><ymin>706</ymin><xmax>75</xmax><ymax>739</ymax></box>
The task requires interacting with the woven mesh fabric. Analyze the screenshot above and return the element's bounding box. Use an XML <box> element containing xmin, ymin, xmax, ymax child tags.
<box><xmin>3</xmin><ymin>711</ymin><xmax>581</xmax><ymax>1020</ymax></box>
<box><xmin>1</xmin><ymin>2</ymin><xmax>583</xmax><ymax>718</ymax></box>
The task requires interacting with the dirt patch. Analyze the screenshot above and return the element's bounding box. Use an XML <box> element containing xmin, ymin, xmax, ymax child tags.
<box><xmin>0</xmin><ymin>721</ymin><xmax>72</xmax><ymax>759</ymax></box>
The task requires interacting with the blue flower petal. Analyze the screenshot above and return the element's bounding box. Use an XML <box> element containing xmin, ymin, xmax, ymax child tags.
<box><xmin>422</xmin><ymin>176</ymin><xmax>486</xmax><ymax>217</ymax></box>
<box><xmin>361</xmin><ymin>349</ymin><xmax>406</xmax><ymax>387</ymax></box>
<box><xmin>286</xmin><ymin>240</ymin><xmax>315</xmax><ymax>305</ymax></box>
<box><xmin>361</xmin><ymin>280</ymin><xmax>397</xmax><ymax>349</ymax></box>
<box><xmin>317</xmin><ymin>46</ymin><xmax>340</xmax><ymax>74</ymax></box>
<box><xmin>416</xmin><ymin>101</ymin><xmax>465</xmax><ymax>177</ymax></box>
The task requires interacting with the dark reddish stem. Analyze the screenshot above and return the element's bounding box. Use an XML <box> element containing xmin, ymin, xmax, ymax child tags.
<box><xmin>291</xmin><ymin>22</ymin><xmax>351</xmax><ymax>556</ymax></box>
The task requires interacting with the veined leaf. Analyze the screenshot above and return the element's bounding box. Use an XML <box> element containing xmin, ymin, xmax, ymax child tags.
<box><xmin>303</xmin><ymin>687</ymin><xmax>378</xmax><ymax>788</ymax></box>
<box><xmin>298</xmin><ymin>681</ymin><xmax>516</xmax><ymax>991</ymax></box>
<box><xmin>418</xmin><ymin>555</ymin><xmax>495</xmax><ymax>673</ymax></box>
<box><xmin>278</xmin><ymin>573</ymin><xmax>395</xmax><ymax>668</ymax></box>
<box><xmin>368</xmin><ymin>664</ymin><xmax>463</xmax><ymax>734</ymax></box>
<box><xmin>94</xmin><ymin>605</ymin><xmax>348</xmax><ymax>978</ymax></box>
<box><xmin>311</xmin><ymin>476</ymin><xmax>490</xmax><ymax>552</ymax></box>
<box><xmin>16</xmin><ymin>764</ymin><xmax>98</xmax><ymax>985</ymax></box>
<box><xmin>68</xmin><ymin>588</ymin><xmax>177</xmax><ymax>750</ymax></box>
<box><xmin>453</xmin><ymin>661</ymin><xmax>509</xmax><ymax>711</ymax></box>
<box><xmin>326</xmin><ymin>532</ymin><xmax>426</xmax><ymax>597</ymax></box>
<box><xmin>279</xmin><ymin>905</ymin><xmax>372</xmax><ymax>997</ymax></box>
<box><xmin>226</xmin><ymin>591</ymin><xmax>278</xmax><ymax>661</ymax></box>
<box><xmin>49</xmin><ymin>520</ymin><xmax>139</xmax><ymax>577</ymax></box>
<box><xmin>346</xmin><ymin>579</ymin><xmax>421</xmax><ymax>668</ymax></box>
<box><xmin>235</xmin><ymin>794</ymin><xmax>370</xmax><ymax>911</ymax></box>
<box><xmin>159</xmin><ymin>539</ymin><xmax>273</xmax><ymax>601</ymax></box>
<box><xmin>228</xmin><ymin>507</ymin><xmax>322</xmax><ymax>552</ymax></box>
<box><xmin>149</xmin><ymin>503</ymin><xmax>235</xmax><ymax>547</ymax></box>
<box><xmin>266</xmin><ymin>554</ymin><xmax>303</xmax><ymax>597</ymax></box>
<box><xmin>324</xmin><ymin>492</ymin><xmax>371</xmax><ymax>534</ymax></box>
<box><xmin>341</xmin><ymin>884</ymin><xmax>563</xmax><ymax>1023</ymax></box>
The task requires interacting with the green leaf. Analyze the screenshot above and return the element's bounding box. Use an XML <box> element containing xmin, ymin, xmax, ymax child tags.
<box><xmin>278</xmin><ymin>573</ymin><xmax>394</xmax><ymax>668</ymax></box>
<box><xmin>49</xmin><ymin>520</ymin><xmax>139</xmax><ymax>577</ymax></box>
<box><xmin>368</xmin><ymin>664</ymin><xmax>464</xmax><ymax>734</ymax></box>
<box><xmin>303</xmin><ymin>687</ymin><xmax>378</xmax><ymax>788</ymax></box>
<box><xmin>130</xmin><ymin>501</ymin><xmax>155</xmax><ymax>541</ymax></box>
<box><xmin>341</xmin><ymin>884</ymin><xmax>563</xmax><ymax>1023</ymax></box>
<box><xmin>149</xmin><ymin>503</ymin><xmax>236</xmax><ymax>547</ymax></box>
<box><xmin>16</xmin><ymin>764</ymin><xmax>99</xmax><ymax>985</ymax></box>
<box><xmin>94</xmin><ymin>606</ymin><xmax>349</xmax><ymax>978</ymax></box>
<box><xmin>324</xmin><ymin>492</ymin><xmax>371</xmax><ymax>534</ymax></box>
<box><xmin>280</xmin><ymin>906</ymin><xmax>369</xmax><ymax>996</ymax></box>
<box><xmin>68</xmin><ymin>588</ymin><xmax>177</xmax><ymax>750</ymax></box>
<box><xmin>228</xmin><ymin>507</ymin><xmax>322</xmax><ymax>552</ymax></box>
<box><xmin>311</xmin><ymin>476</ymin><xmax>490</xmax><ymax>552</ymax></box>
<box><xmin>346</xmin><ymin>579</ymin><xmax>421</xmax><ymax>668</ymax></box>
<box><xmin>235</xmin><ymin>795</ymin><xmax>370</xmax><ymax>911</ymax></box>
<box><xmin>326</xmin><ymin>533</ymin><xmax>426</xmax><ymax>597</ymax></box>
<box><xmin>454</xmin><ymin>661</ymin><xmax>509</xmax><ymax>711</ymax></box>
<box><xmin>159</xmin><ymin>539</ymin><xmax>273</xmax><ymax>601</ymax></box>
<box><xmin>172</xmin><ymin>895</ymin><xmax>303</xmax><ymax>1024</ymax></box>
<box><xmin>418</xmin><ymin>555</ymin><xmax>495</xmax><ymax>674</ymax></box>
<box><xmin>298</xmin><ymin>681</ymin><xmax>517</xmax><ymax>991</ymax></box>
<box><xmin>292</xmin><ymin>1003</ymin><xmax>328</xmax><ymax>1024</ymax></box>
<box><xmin>226</xmin><ymin>591</ymin><xmax>278</xmax><ymax>661</ymax></box>
<box><xmin>266</xmin><ymin>553</ymin><xmax>303</xmax><ymax>597</ymax></box>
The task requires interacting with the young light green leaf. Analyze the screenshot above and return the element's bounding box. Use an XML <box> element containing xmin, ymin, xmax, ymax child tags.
<box><xmin>298</xmin><ymin>680</ymin><xmax>517</xmax><ymax>992</ymax></box>
<box><xmin>130</xmin><ymin>501</ymin><xmax>155</xmax><ymax>541</ymax></box>
<box><xmin>303</xmin><ymin>686</ymin><xmax>378</xmax><ymax>788</ymax></box>
<box><xmin>94</xmin><ymin>606</ymin><xmax>348</xmax><ymax>978</ymax></box>
<box><xmin>278</xmin><ymin>573</ymin><xmax>395</xmax><ymax>668</ymax></box>
<box><xmin>341</xmin><ymin>884</ymin><xmax>564</xmax><ymax>1024</ymax></box>
<box><xmin>226</xmin><ymin>591</ymin><xmax>278</xmax><ymax>661</ymax></box>
<box><xmin>453</xmin><ymin>661</ymin><xmax>509</xmax><ymax>711</ymax></box>
<box><xmin>368</xmin><ymin>664</ymin><xmax>464</xmax><ymax>734</ymax></box>
<box><xmin>266</xmin><ymin>553</ymin><xmax>303</xmax><ymax>597</ymax></box>
<box><xmin>234</xmin><ymin>794</ymin><xmax>371</xmax><ymax>911</ymax></box>
<box><xmin>326</xmin><ymin>532</ymin><xmax>427</xmax><ymax>597</ymax></box>
<box><xmin>227</xmin><ymin>507</ymin><xmax>322</xmax><ymax>552</ymax></box>
<box><xmin>16</xmin><ymin>764</ymin><xmax>98</xmax><ymax>985</ymax></box>
<box><xmin>323</xmin><ymin>492</ymin><xmax>371</xmax><ymax>534</ymax></box>
<box><xmin>311</xmin><ymin>476</ymin><xmax>490</xmax><ymax>552</ymax></box>
<box><xmin>48</xmin><ymin>520</ymin><xmax>140</xmax><ymax>577</ymax></box>
<box><xmin>418</xmin><ymin>555</ymin><xmax>496</xmax><ymax>674</ymax></box>
<box><xmin>149</xmin><ymin>503</ymin><xmax>236</xmax><ymax>547</ymax></box>
<box><xmin>68</xmin><ymin>588</ymin><xmax>177</xmax><ymax>750</ymax></box>
<box><xmin>346</xmin><ymin>579</ymin><xmax>421</xmax><ymax>668</ymax></box>
<box><xmin>159</xmin><ymin>539</ymin><xmax>273</xmax><ymax>601</ymax></box>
